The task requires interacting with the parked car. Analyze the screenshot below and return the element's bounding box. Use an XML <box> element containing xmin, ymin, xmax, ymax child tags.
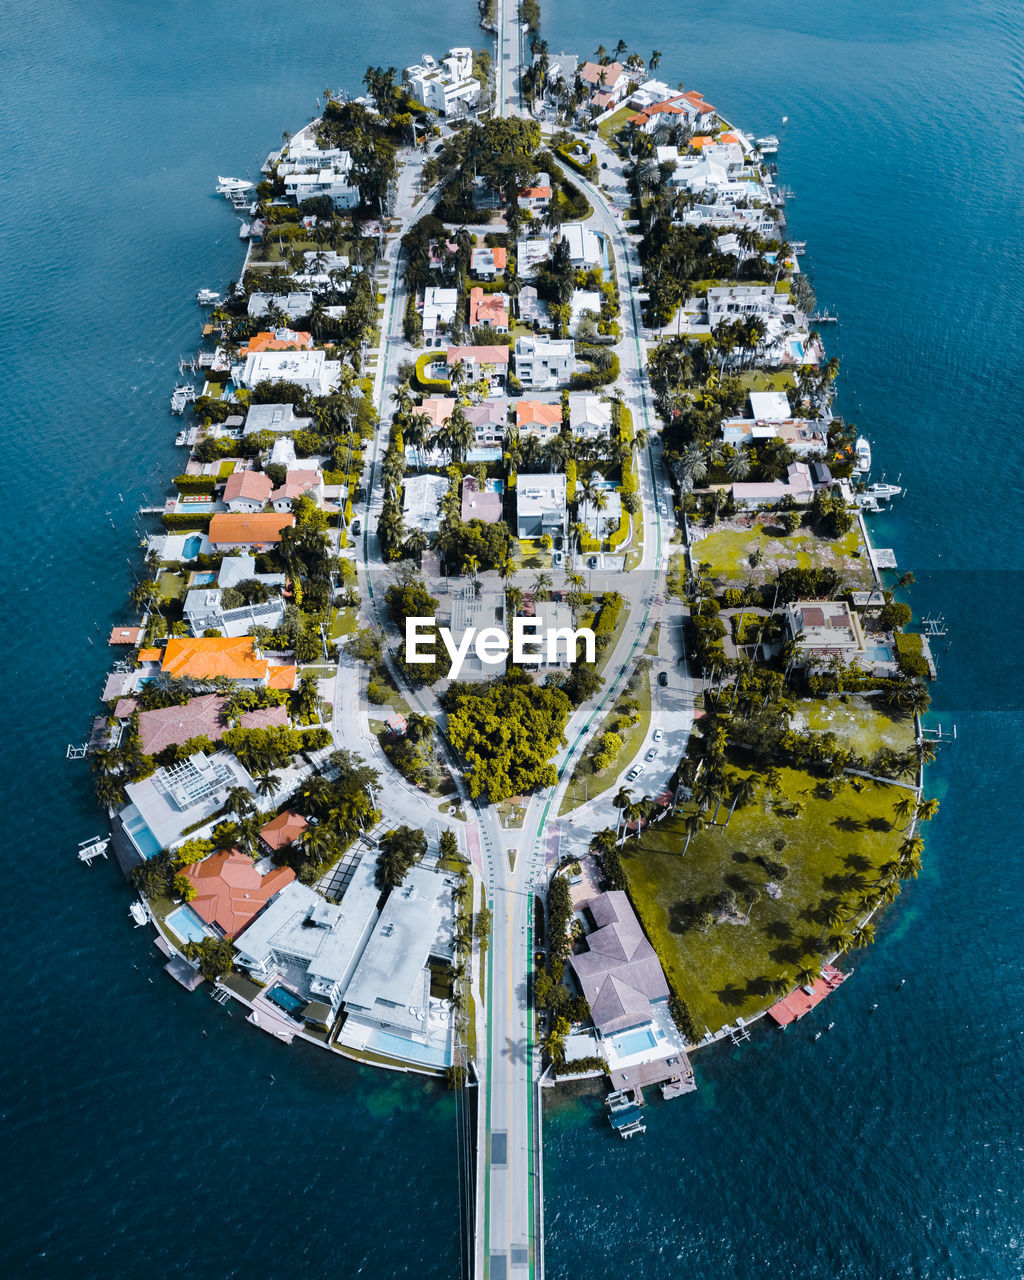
<box><xmin>658</xmin><ymin>671</ymin><xmax>669</xmax><ymax>687</ymax></box>
<box><xmin>552</xmin><ymin>551</ymin><xmax>565</xmax><ymax>567</ymax></box>
<box><xmin>653</xmin><ymin>729</ymin><xmax>664</xmax><ymax>742</ymax></box>
<box><xmin>644</xmin><ymin>748</ymin><xmax>658</xmax><ymax>762</ymax></box>
<box><xmin>587</xmin><ymin>555</ymin><xmax>600</xmax><ymax>569</ymax></box>
<box><xmin>626</xmin><ymin>764</ymin><xmax>646</xmax><ymax>782</ymax></box>
<box><xmin>351</xmin><ymin>518</ymin><xmax>361</xmax><ymax>535</ymax></box>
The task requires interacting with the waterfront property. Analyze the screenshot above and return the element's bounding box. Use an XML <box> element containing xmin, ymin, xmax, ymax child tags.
<box><xmin>181</xmin><ymin>848</ymin><xmax>296</xmax><ymax>939</ymax></box>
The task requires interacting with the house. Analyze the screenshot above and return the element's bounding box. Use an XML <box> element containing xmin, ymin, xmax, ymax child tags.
<box><xmin>731</xmin><ymin>462</ymin><xmax>815</xmax><ymax>508</ymax></box>
<box><xmin>217</xmin><ymin>553</ymin><xmax>287</xmax><ymax>591</ymax></box>
<box><xmin>464</xmin><ymin>402</ymin><xmax>508</xmax><ymax>455</ymax></box>
<box><xmin>233</xmin><ymin>852</ymin><xmax>383</xmax><ymax>1015</ymax></box>
<box><xmin>580</xmin><ymin>488</ymin><xmax>622</xmax><ymax>540</ymax></box>
<box><xmin>461</xmin><ymin>476</ymin><xmax>503</xmax><ymax>524</ymax></box>
<box><xmin>469</xmin><ymin>288</ymin><xmax>509</xmax><ymax>332</ymax></box>
<box><xmin>243</xmin><ymin>328</ymin><xmax>314</xmax><ymax>354</ymax></box>
<box><xmin>679</xmin><ymin>89</ymin><xmax>717</xmax><ymax>131</ymax></box>
<box><xmin>519</xmin><ymin>599</ymin><xmax>579</xmax><ymax>669</ymax></box>
<box><xmin>706</xmin><ymin>284</ymin><xmax>782</xmax><ymax>327</ymax></box>
<box><xmin>519</xmin><ymin>172</ymin><xmax>552</xmax><ymax>214</ymax></box>
<box><xmin>515</xmin><ymin>234</ymin><xmax>553</xmax><ymax>278</ymax></box>
<box><xmin>243</xmin><ymin>403</ymin><xmax>313</xmax><ymax>435</ymax></box>
<box><xmin>517</xmin><ymin>285</ymin><xmax>551</xmax><ymax>328</ymax></box>
<box><xmin>160</xmin><ymin>636</ymin><xmax>270</xmax><ymax>684</ymax></box>
<box><xmin>277</xmin><ymin>135</ymin><xmax>351</xmax><ymax>173</ymax></box>
<box><xmin>402</xmin><ymin>473</ymin><xmax>449</xmax><ymax>534</ymax></box>
<box><xmin>784</xmin><ymin>600</ymin><xmax>866</xmax><ymax>666</ymax></box>
<box><xmin>561</xmin><ymin>223</ymin><xmax>602</xmax><ymax>271</ymax></box>
<box><xmin>404</xmin><ymin>48</ymin><xmax>480</xmax><ymax>117</ymax></box>
<box><xmin>182</xmin><ymin>849</ymin><xmax>296</xmax><ymax>939</ymax></box>
<box><xmin>469</xmin><ymin>245</ymin><xmax>507</xmax><ymax>280</ymax></box>
<box><xmin>237</xmin><ymin>349</ymin><xmax>340</xmax><ymax>395</ymax></box>
<box><xmin>579</xmin><ymin>60</ymin><xmax>629</xmax><ymax>105</ymax></box>
<box><xmin>749</xmin><ymin>390</ymin><xmax>794</xmax><ymax>422</ymax></box>
<box><xmin>568</xmin><ymin>394</ymin><xmax>612</xmax><ymax>439</ymax></box>
<box><xmin>515</xmin><ymin>399</ymin><xmax>563</xmax><ymax>441</ymax></box>
<box><xmin>270</xmin><ymin>469</ymin><xmax>323</xmax><ymax>512</ymax></box>
<box><xmin>208</xmin><ymin>512</ymin><xmax>295</xmax><ymax>550</ymax></box>
<box><xmin>516</xmin><ymin>473</ymin><xmax>567</xmax><ymax>540</ymax></box>
<box><xmin>422</xmin><ymin>287</ymin><xmax>458</xmax><ymax>341</ymax></box>
<box><xmin>445</xmin><ymin>344</ymin><xmax>510</xmax><ymax>382</ymax></box>
<box><xmin>126</xmin><ymin>693</ymin><xmax>285</xmax><ymax>756</ymax></box>
<box><xmin>259</xmin><ymin>810</ymin><xmax>309</xmax><ymax>854</ymax></box>
<box><xmin>628</xmin><ymin>80</ymin><xmax>678</xmax><ymax>110</ymax></box>
<box><xmin>281</xmin><ymin>165</ymin><xmax>358</xmax><ymax>208</ymax></box>
<box><xmin>447</xmin><ymin>588</ymin><xmax>507</xmax><ymax>679</ymax></box>
<box><xmin>569</xmin><ymin>290</ymin><xmax>603</xmax><ymax>335</ymax></box>
<box><xmin>569</xmin><ymin>890</ymin><xmax>670</xmax><ymax>1036</ymax></box>
<box><xmin>223</xmin><ymin>470</ymin><xmax>273</xmax><ymax>513</ymax></box>
<box><xmin>183</xmin><ymin>587</ymin><xmax>286</xmax><ymax>638</ymax></box>
<box><xmin>722</xmin><ymin>416</ymin><xmax>828</xmax><ymax>457</ymax></box>
<box><xmin>118</xmin><ymin>751</ymin><xmax>258</xmax><ymax>862</ymax></box>
<box><xmin>247</xmin><ymin>292</ymin><xmax>314</xmax><ymax>321</ymax></box>
<box><xmin>514</xmin><ymin>335</ymin><xmax>576</xmax><ymax>389</ymax></box>
<box><xmin>340</xmin><ymin>863</ymin><xmax>455</xmax><ymax>1049</ymax></box>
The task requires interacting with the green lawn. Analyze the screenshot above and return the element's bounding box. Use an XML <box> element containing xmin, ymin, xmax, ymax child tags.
<box><xmin>622</xmin><ymin>765</ymin><xmax>906</xmax><ymax>1033</ymax></box>
<box><xmin>736</xmin><ymin>370</ymin><xmax>795</xmax><ymax>393</ymax></box>
<box><xmin>560</xmin><ymin>670</ymin><xmax>651</xmax><ymax>814</ymax></box>
<box><xmin>791</xmin><ymin>694</ymin><xmax>917</xmax><ymax>761</ymax></box>
<box><xmin>329</xmin><ymin>606</ymin><xmax>357</xmax><ymax>639</ymax></box>
<box><xmin>156</xmin><ymin>571</ymin><xmax>184</xmax><ymax>602</ymax></box>
<box><xmin>597</xmin><ymin>106</ymin><xmax>635</xmax><ymax>142</ymax></box>
<box><xmin>692</xmin><ymin>517</ymin><xmax>875</xmax><ymax>589</ymax></box>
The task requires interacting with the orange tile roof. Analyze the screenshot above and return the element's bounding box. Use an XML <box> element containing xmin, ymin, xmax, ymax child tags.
<box><xmin>580</xmin><ymin>60</ymin><xmax>623</xmax><ymax>86</ymax></box>
<box><xmin>138</xmin><ymin>648</ymin><xmax>163</xmax><ymax>663</ymax></box>
<box><xmin>491</xmin><ymin>247</ymin><xmax>507</xmax><ymax>270</ymax></box>
<box><xmin>520</xmin><ymin>184</ymin><xmax>552</xmax><ymax>199</ymax></box>
<box><xmin>259</xmin><ymin>810</ymin><xmax>309</xmax><ymax>851</ymax></box>
<box><xmin>266</xmin><ymin>664</ymin><xmax>297</xmax><ymax>690</ymax></box>
<box><xmin>516</xmin><ymin>400</ymin><xmax>562</xmax><ymax>429</ymax></box>
<box><xmin>719</xmin><ymin>132</ymin><xmax>739</xmax><ymax>144</ymax></box>
<box><xmin>223</xmin><ymin>470</ymin><xmax>273</xmax><ymax>503</ymax></box>
<box><xmin>161</xmin><ymin>637</ymin><xmax>269</xmax><ymax>682</ymax></box>
<box><xmin>683</xmin><ymin>89</ymin><xmax>715</xmax><ymax>113</ymax></box>
<box><xmin>691</xmin><ymin>135</ymin><xmax>716</xmax><ymax>149</ymax></box>
<box><xmin>469</xmin><ymin>288</ymin><xmax>509</xmax><ymax>328</ymax></box>
<box><xmin>418</xmin><ymin>396</ymin><xmax>456</xmax><ymax>425</ymax></box>
<box><xmin>446</xmin><ymin>344</ymin><xmax>510</xmax><ymax>365</ymax></box>
<box><xmin>182</xmin><ymin>848</ymin><xmax>296</xmax><ymax>939</ymax></box>
<box><xmin>208</xmin><ymin>512</ymin><xmax>295</xmax><ymax>546</ymax></box>
<box><xmin>109</xmin><ymin>626</ymin><xmax>142</xmax><ymax>646</ymax></box>
<box><xmin>244</xmin><ymin>329</ymin><xmax>313</xmax><ymax>353</ymax></box>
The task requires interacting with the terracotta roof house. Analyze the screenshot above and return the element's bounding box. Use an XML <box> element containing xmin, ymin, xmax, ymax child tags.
<box><xmin>580</xmin><ymin>59</ymin><xmax>623</xmax><ymax>88</ymax></box>
<box><xmin>260</xmin><ymin>810</ymin><xmax>309</xmax><ymax>852</ymax></box>
<box><xmin>270</xmin><ymin>469</ymin><xmax>323</xmax><ymax>512</ymax></box>
<box><xmin>461</xmin><ymin>475</ymin><xmax>503</xmax><ymax>524</ymax></box>
<box><xmin>469</xmin><ymin>245</ymin><xmax>507</xmax><ymax>279</ymax></box>
<box><xmin>445</xmin><ymin>345</ymin><xmax>510</xmax><ymax>378</ymax></box>
<box><xmin>569</xmin><ymin>890</ymin><xmax>670</xmax><ymax>1036</ymax></box>
<box><xmin>243</xmin><ymin>328</ymin><xmax>314</xmax><ymax>353</ymax></box>
<box><xmin>161</xmin><ymin>637</ymin><xmax>269</xmax><ymax>683</ymax></box>
<box><xmin>223</xmin><ymin>470</ymin><xmax>274</xmax><ymax>513</ymax></box>
<box><xmin>130</xmin><ymin>694</ymin><xmax>288</xmax><ymax>755</ymax></box>
<box><xmin>515</xmin><ymin>399</ymin><xmax>563</xmax><ymax>440</ymax></box>
<box><xmin>469</xmin><ymin>287</ymin><xmax>509</xmax><ymax>332</ymax></box>
<box><xmin>182</xmin><ymin>848</ymin><xmax>296</xmax><ymax>939</ymax></box>
<box><xmin>418</xmin><ymin>396</ymin><xmax>456</xmax><ymax>427</ymax></box>
<box><xmin>266</xmin><ymin>664</ymin><xmax>298</xmax><ymax>691</ymax></box>
<box><xmin>208</xmin><ymin>512</ymin><xmax>295</xmax><ymax>549</ymax></box>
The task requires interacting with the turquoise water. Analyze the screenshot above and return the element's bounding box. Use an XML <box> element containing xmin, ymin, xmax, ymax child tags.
<box><xmin>266</xmin><ymin>984</ymin><xmax>305</xmax><ymax>1016</ymax></box>
<box><xmin>608</xmin><ymin>1026</ymin><xmax>658</xmax><ymax>1056</ymax></box>
<box><xmin>181</xmin><ymin>535</ymin><xmax>203</xmax><ymax>557</ymax></box>
<box><xmin>165</xmin><ymin>905</ymin><xmax>209</xmax><ymax>944</ymax></box>
<box><xmin>3</xmin><ymin>2</ymin><xmax>1022</xmax><ymax>1277</ymax></box>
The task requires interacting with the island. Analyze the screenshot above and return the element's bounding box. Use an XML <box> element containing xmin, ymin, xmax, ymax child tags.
<box><xmin>82</xmin><ymin>6</ymin><xmax>940</xmax><ymax>1277</ymax></box>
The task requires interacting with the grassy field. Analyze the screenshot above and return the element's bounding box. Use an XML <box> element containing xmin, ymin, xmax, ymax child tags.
<box><xmin>156</xmin><ymin>571</ymin><xmax>183</xmax><ymax>601</ymax></box>
<box><xmin>329</xmin><ymin>606</ymin><xmax>357</xmax><ymax>640</ymax></box>
<box><xmin>736</xmin><ymin>370</ymin><xmax>796</xmax><ymax>393</ymax></box>
<box><xmin>597</xmin><ymin>105</ymin><xmax>635</xmax><ymax>142</ymax></box>
<box><xmin>560</xmin><ymin>670</ymin><xmax>652</xmax><ymax>815</ymax></box>
<box><xmin>692</xmin><ymin>516</ymin><xmax>875</xmax><ymax>589</ymax></box>
<box><xmin>622</xmin><ymin>764</ymin><xmax>905</xmax><ymax>1033</ymax></box>
<box><xmin>791</xmin><ymin>694</ymin><xmax>917</xmax><ymax>761</ymax></box>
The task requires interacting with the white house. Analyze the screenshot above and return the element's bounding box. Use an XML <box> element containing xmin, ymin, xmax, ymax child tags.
<box><xmin>469</xmin><ymin>245</ymin><xmax>507</xmax><ymax>280</ymax></box>
<box><xmin>749</xmin><ymin>390</ymin><xmax>793</xmax><ymax>421</ymax></box>
<box><xmin>570</xmin><ymin>290</ymin><xmax>603</xmax><ymax>336</ymax></box>
<box><xmin>222</xmin><ymin>470</ymin><xmax>273</xmax><ymax>513</ymax></box>
<box><xmin>561</xmin><ymin>223</ymin><xmax>602</xmax><ymax>270</ymax></box>
<box><xmin>784</xmin><ymin>600</ymin><xmax>866</xmax><ymax>667</ymax></box>
<box><xmin>516</xmin><ymin>234</ymin><xmax>553</xmax><ymax>279</ymax></box>
<box><xmin>514</xmin><ymin>335</ymin><xmax>576</xmax><ymax>389</ymax></box>
<box><xmin>404</xmin><ymin>49</ymin><xmax>480</xmax><ymax>117</ymax></box>
<box><xmin>568</xmin><ymin>394</ymin><xmax>612</xmax><ymax>439</ymax></box>
<box><xmin>447</xmin><ymin>588</ymin><xmax>507</xmax><ymax>680</ymax></box>
<box><xmin>270</xmin><ymin>469</ymin><xmax>324</xmax><ymax>512</ymax></box>
<box><xmin>516</xmin><ymin>473</ymin><xmax>567</xmax><ymax>540</ymax></box>
<box><xmin>519</xmin><ymin>171</ymin><xmax>552</xmax><ymax>214</ymax></box>
<box><xmin>243</xmin><ymin>403</ymin><xmax>313</xmax><ymax>435</ymax></box>
<box><xmin>247</xmin><ymin>292</ymin><xmax>314</xmax><ymax>320</ymax></box>
<box><xmin>282</xmin><ymin>167</ymin><xmax>359</xmax><ymax>208</ymax></box>
<box><xmin>422</xmin><ymin>287</ymin><xmax>458</xmax><ymax>340</ymax></box>
<box><xmin>402</xmin><ymin>473</ymin><xmax>449</xmax><ymax>534</ymax></box>
<box><xmin>237</xmin><ymin>349</ymin><xmax>340</xmax><ymax>395</ymax></box>
<box><xmin>580</xmin><ymin>489</ymin><xmax>622</xmax><ymax>540</ymax></box>
<box><xmin>183</xmin><ymin>588</ymin><xmax>286</xmax><ymax>639</ymax></box>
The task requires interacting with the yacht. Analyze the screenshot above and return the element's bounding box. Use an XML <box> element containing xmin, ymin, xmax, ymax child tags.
<box><xmin>852</xmin><ymin>436</ymin><xmax>872</xmax><ymax>474</ymax></box>
<box><xmin>756</xmin><ymin>135</ymin><xmax>780</xmax><ymax>153</ymax></box>
<box><xmin>867</xmin><ymin>481</ymin><xmax>902</xmax><ymax>501</ymax></box>
<box><xmin>216</xmin><ymin>175</ymin><xmax>254</xmax><ymax>195</ymax></box>
<box><xmin>195</xmin><ymin>288</ymin><xmax>221</xmax><ymax>305</ymax></box>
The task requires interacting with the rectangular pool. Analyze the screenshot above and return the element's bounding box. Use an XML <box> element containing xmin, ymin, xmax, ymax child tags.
<box><xmin>266</xmin><ymin>984</ymin><xmax>305</xmax><ymax>1016</ymax></box>
<box><xmin>609</xmin><ymin>1026</ymin><xmax>658</xmax><ymax>1057</ymax></box>
<box><xmin>864</xmin><ymin>644</ymin><xmax>893</xmax><ymax>663</ymax></box>
<box><xmin>166</xmin><ymin>904</ymin><xmax>209</xmax><ymax>943</ymax></box>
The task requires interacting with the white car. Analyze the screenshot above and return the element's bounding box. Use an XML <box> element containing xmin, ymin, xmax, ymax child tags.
<box><xmin>626</xmin><ymin>764</ymin><xmax>645</xmax><ymax>782</ymax></box>
<box><xmin>644</xmin><ymin>748</ymin><xmax>658</xmax><ymax>762</ymax></box>
<box><xmin>653</xmin><ymin>729</ymin><xmax>664</xmax><ymax>742</ymax></box>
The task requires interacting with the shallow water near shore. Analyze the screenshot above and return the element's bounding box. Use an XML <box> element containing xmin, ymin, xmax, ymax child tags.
<box><xmin>3</xmin><ymin>1</ymin><xmax>1023</xmax><ymax>1277</ymax></box>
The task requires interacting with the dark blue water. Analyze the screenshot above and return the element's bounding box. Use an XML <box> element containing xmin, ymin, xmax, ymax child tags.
<box><xmin>4</xmin><ymin>1</ymin><xmax>1022</xmax><ymax>1276</ymax></box>
<box><xmin>538</xmin><ymin>2</ymin><xmax>1024</xmax><ymax>1277</ymax></box>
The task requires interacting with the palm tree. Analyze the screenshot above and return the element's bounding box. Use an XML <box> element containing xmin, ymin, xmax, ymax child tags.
<box><xmin>682</xmin><ymin>809</ymin><xmax>705</xmax><ymax>855</ymax></box>
<box><xmin>255</xmin><ymin>773</ymin><xmax>280</xmax><ymax>799</ymax></box>
<box><xmin>226</xmin><ymin>786</ymin><xmax>256</xmax><ymax>820</ymax></box>
<box><xmin>532</xmin><ymin>571</ymin><xmax>553</xmax><ymax>601</ymax></box>
<box><xmin>892</xmin><ymin>794</ymin><xmax>916</xmax><ymax>827</ymax></box>
<box><xmin>795</xmin><ymin>966</ymin><xmax>819</xmax><ymax>989</ymax></box>
<box><xmin>498</xmin><ymin>557</ymin><xmax>519</xmax><ymax>584</ymax></box>
<box><xmin>462</xmin><ymin>554</ymin><xmax>480</xmax><ymax>581</ymax></box>
<box><xmin>726</xmin><ymin>450</ymin><xmax>751</xmax><ymax>481</ymax></box>
<box><xmin>649</xmin><ymin>49</ymin><xmax>662</xmax><ymax>71</ymax></box>
<box><xmin>915</xmin><ymin>797</ymin><xmax>940</xmax><ymax>823</ymax></box>
<box><xmin>725</xmin><ymin>773</ymin><xmax>758</xmax><ymax>825</ymax></box>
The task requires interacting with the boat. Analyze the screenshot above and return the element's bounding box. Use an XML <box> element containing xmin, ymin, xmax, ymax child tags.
<box><xmin>756</xmin><ymin>134</ymin><xmax>779</xmax><ymax>153</ymax></box>
<box><xmin>216</xmin><ymin>175</ymin><xmax>254</xmax><ymax>195</ymax></box>
<box><xmin>605</xmin><ymin>1086</ymin><xmax>646</xmax><ymax>1138</ymax></box>
<box><xmin>129</xmin><ymin>901</ymin><xmax>149</xmax><ymax>928</ymax></box>
<box><xmin>852</xmin><ymin>436</ymin><xmax>872</xmax><ymax>475</ymax></box>
<box><xmin>866</xmin><ymin>481</ymin><xmax>902</xmax><ymax>501</ymax></box>
<box><xmin>196</xmin><ymin>288</ymin><xmax>221</xmax><ymax>305</ymax></box>
<box><xmin>77</xmin><ymin>836</ymin><xmax>110</xmax><ymax>864</ymax></box>
<box><xmin>238</xmin><ymin>221</ymin><xmax>251</xmax><ymax>239</ymax></box>
<box><xmin>170</xmin><ymin>383</ymin><xmax>198</xmax><ymax>414</ymax></box>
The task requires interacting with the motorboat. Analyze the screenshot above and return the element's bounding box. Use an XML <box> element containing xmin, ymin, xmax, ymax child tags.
<box><xmin>756</xmin><ymin>135</ymin><xmax>780</xmax><ymax>153</ymax></box>
<box><xmin>852</xmin><ymin>436</ymin><xmax>872</xmax><ymax>474</ymax></box>
<box><xmin>195</xmin><ymin>288</ymin><xmax>221</xmax><ymax>305</ymax></box>
<box><xmin>216</xmin><ymin>175</ymin><xmax>254</xmax><ymax>195</ymax></box>
<box><xmin>866</xmin><ymin>481</ymin><xmax>902</xmax><ymax>501</ymax></box>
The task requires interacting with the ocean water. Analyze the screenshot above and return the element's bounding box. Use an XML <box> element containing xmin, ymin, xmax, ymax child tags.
<box><xmin>2</xmin><ymin>1</ymin><xmax>1022</xmax><ymax>1277</ymax></box>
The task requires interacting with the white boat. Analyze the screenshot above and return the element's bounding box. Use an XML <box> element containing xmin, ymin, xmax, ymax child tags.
<box><xmin>195</xmin><ymin>288</ymin><xmax>221</xmax><ymax>305</ymax></box>
<box><xmin>756</xmin><ymin>135</ymin><xmax>780</xmax><ymax>153</ymax></box>
<box><xmin>238</xmin><ymin>222</ymin><xmax>251</xmax><ymax>239</ymax></box>
<box><xmin>867</xmin><ymin>481</ymin><xmax>901</xmax><ymax>501</ymax></box>
<box><xmin>129</xmin><ymin>901</ymin><xmax>150</xmax><ymax>928</ymax></box>
<box><xmin>216</xmin><ymin>175</ymin><xmax>254</xmax><ymax>195</ymax></box>
<box><xmin>853</xmin><ymin>436</ymin><xmax>872</xmax><ymax>474</ymax></box>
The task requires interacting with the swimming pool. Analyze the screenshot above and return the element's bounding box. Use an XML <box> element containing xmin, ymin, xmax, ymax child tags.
<box><xmin>165</xmin><ymin>904</ymin><xmax>209</xmax><ymax>943</ymax></box>
<box><xmin>122</xmin><ymin>807</ymin><xmax>163</xmax><ymax>859</ymax></box>
<box><xmin>789</xmin><ymin>339</ymin><xmax>805</xmax><ymax>359</ymax></box>
<box><xmin>266</xmin><ymin>984</ymin><xmax>305</xmax><ymax>1016</ymax></box>
<box><xmin>188</xmin><ymin>571</ymin><xmax>216</xmax><ymax>586</ymax></box>
<box><xmin>373</xmin><ymin>1031</ymin><xmax>450</xmax><ymax>1068</ymax></box>
<box><xmin>182</xmin><ymin>535</ymin><xmax>203</xmax><ymax>559</ymax></box>
<box><xmin>609</xmin><ymin>1026</ymin><xmax>658</xmax><ymax>1058</ymax></box>
<box><xmin>864</xmin><ymin>643</ymin><xmax>893</xmax><ymax>663</ymax></box>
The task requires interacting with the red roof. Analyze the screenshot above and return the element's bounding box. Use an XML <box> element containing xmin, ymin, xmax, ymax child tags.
<box><xmin>767</xmin><ymin>966</ymin><xmax>849</xmax><ymax>1026</ymax></box>
<box><xmin>223</xmin><ymin>471</ymin><xmax>273</xmax><ymax>503</ymax></box>
<box><xmin>260</xmin><ymin>810</ymin><xmax>309</xmax><ymax>851</ymax></box>
<box><xmin>109</xmin><ymin>626</ymin><xmax>142</xmax><ymax>646</ymax></box>
<box><xmin>182</xmin><ymin>848</ymin><xmax>295</xmax><ymax>939</ymax></box>
<box><xmin>446</xmin><ymin>344</ymin><xmax>510</xmax><ymax>366</ymax></box>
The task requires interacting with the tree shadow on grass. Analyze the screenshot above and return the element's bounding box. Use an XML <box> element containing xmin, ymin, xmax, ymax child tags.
<box><xmin>724</xmin><ymin>872</ymin><xmax>753</xmax><ymax>894</ymax></box>
<box><xmin>731</xmin><ymin>850</ymin><xmax>750</xmax><ymax>863</ymax></box>
<box><xmin>715</xmin><ymin>983</ymin><xmax>748</xmax><ymax>1008</ymax></box>
<box><xmin>843</xmin><ymin>852</ymin><xmax>873</xmax><ymax>871</ymax></box>
<box><xmin>745</xmin><ymin>975</ymin><xmax>777</xmax><ymax>998</ymax></box>
<box><xmin>865</xmin><ymin>816</ymin><xmax>893</xmax><ymax>833</ymax></box>
<box><xmin>769</xmin><ymin>942</ymin><xmax>804</xmax><ymax>966</ymax></box>
<box><xmin>833</xmin><ymin>815</ymin><xmax>864</xmax><ymax>833</ymax></box>
<box><xmin>764</xmin><ymin>919</ymin><xmax>793</xmax><ymax>941</ymax></box>
<box><xmin>823</xmin><ymin>872</ymin><xmax>869</xmax><ymax>894</ymax></box>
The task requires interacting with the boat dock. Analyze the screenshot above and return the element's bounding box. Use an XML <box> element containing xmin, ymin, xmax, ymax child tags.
<box><xmin>768</xmin><ymin>965</ymin><xmax>850</xmax><ymax>1027</ymax></box>
<box><xmin>77</xmin><ymin>835</ymin><xmax>110</xmax><ymax>864</ymax></box>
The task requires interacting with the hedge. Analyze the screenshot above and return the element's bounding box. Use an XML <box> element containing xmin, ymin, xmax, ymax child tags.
<box><xmin>565</xmin><ymin>457</ymin><xmax>577</xmax><ymax>503</ymax></box>
<box><xmin>173</xmin><ymin>475</ymin><xmax>218</xmax><ymax>494</ymax></box>
<box><xmin>605</xmin><ymin>515</ymin><xmax>629</xmax><ymax>551</ymax></box>
<box><xmin>414</xmin><ymin>351</ymin><xmax>451</xmax><ymax>392</ymax></box>
<box><xmin>161</xmin><ymin>513</ymin><xmax>212</xmax><ymax>531</ymax></box>
<box><xmin>894</xmin><ymin>631</ymin><xmax>929</xmax><ymax>679</ymax></box>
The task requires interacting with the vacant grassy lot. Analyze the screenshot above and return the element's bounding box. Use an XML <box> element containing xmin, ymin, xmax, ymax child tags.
<box><xmin>691</xmin><ymin>516</ymin><xmax>875</xmax><ymax>589</ymax></box>
<box><xmin>622</xmin><ymin>764</ymin><xmax>904</xmax><ymax>1033</ymax></box>
<box><xmin>791</xmin><ymin>694</ymin><xmax>917</xmax><ymax>761</ymax></box>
